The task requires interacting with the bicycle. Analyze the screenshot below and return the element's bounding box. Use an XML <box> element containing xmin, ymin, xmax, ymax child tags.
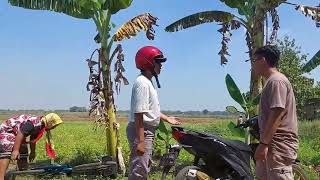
<box><xmin>5</xmin><ymin>155</ymin><xmax>117</xmax><ymax>180</ymax></box>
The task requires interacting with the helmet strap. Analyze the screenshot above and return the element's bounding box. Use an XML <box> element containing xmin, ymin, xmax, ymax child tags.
<box><xmin>152</xmin><ymin>69</ymin><xmax>161</xmax><ymax>88</ymax></box>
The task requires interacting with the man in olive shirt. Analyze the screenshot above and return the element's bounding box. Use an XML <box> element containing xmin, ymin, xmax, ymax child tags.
<box><xmin>252</xmin><ymin>45</ymin><xmax>299</xmax><ymax>179</ymax></box>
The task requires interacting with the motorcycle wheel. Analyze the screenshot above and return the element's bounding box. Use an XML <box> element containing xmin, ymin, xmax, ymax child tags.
<box><xmin>292</xmin><ymin>164</ymin><xmax>308</xmax><ymax>180</ymax></box>
<box><xmin>175</xmin><ymin>166</ymin><xmax>201</xmax><ymax>180</ymax></box>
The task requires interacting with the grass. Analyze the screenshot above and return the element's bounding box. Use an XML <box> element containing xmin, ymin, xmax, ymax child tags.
<box><xmin>1</xmin><ymin>113</ymin><xmax>319</xmax><ymax>179</ymax></box>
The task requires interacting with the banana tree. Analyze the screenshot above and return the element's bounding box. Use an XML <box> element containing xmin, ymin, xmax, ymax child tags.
<box><xmin>9</xmin><ymin>0</ymin><xmax>158</xmax><ymax>173</ymax></box>
<box><xmin>165</xmin><ymin>0</ymin><xmax>320</xmax><ymax>104</ymax></box>
<box><xmin>225</xmin><ymin>74</ymin><xmax>260</xmax><ymax>144</ymax></box>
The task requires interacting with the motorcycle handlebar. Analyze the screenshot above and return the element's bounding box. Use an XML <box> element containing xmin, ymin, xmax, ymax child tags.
<box><xmin>235</xmin><ymin>121</ymin><xmax>250</xmax><ymax>128</ymax></box>
<box><xmin>235</xmin><ymin>116</ymin><xmax>259</xmax><ymax>129</ymax></box>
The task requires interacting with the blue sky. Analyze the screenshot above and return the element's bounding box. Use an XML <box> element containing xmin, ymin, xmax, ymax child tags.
<box><xmin>0</xmin><ymin>0</ymin><xmax>319</xmax><ymax>111</ymax></box>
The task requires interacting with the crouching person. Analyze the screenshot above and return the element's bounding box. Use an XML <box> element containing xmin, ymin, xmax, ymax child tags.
<box><xmin>0</xmin><ymin>113</ymin><xmax>63</xmax><ymax>180</ymax></box>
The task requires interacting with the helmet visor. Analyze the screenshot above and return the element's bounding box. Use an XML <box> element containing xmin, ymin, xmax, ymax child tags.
<box><xmin>154</xmin><ymin>55</ymin><xmax>167</xmax><ymax>63</ymax></box>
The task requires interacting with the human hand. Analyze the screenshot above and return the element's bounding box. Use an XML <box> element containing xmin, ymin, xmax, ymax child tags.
<box><xmin>166</xmin><ymin>117</ymin><xmax>182</xmax><ymax>125</ymax></box>
<box><xmin>254</xmin><ymin>144</ymin><xmax>268</xmax><ymax>161</ymax></box>
<box><xmin>29</xmin><ymin>151</ymin><xmax>36</xmax><ymax>162</ymax></box>
<box><xmin>136</xmin><ymin>141</ymin><xmax>145</xmax><ymax>156</ymax></box>
<box><xmin>11</xmin><ymin>150</ymin><xmax>20</xmax><ymax>160</ymax></box>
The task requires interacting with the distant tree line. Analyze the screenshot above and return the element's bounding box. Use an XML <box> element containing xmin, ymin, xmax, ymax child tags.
<box><xmin>69</xmin><ymin>106</ymin><xmax>87</xmax><ymax>112</ymax></box>
<box><xmin>1</xmin><ymin>108</ymin><xmax>230</xmax><ymax>116</ymax></box>
<box><xmin>117</xmin><ymin>109</ymin><xmax>232</xmax><ymax>117</ymax></box>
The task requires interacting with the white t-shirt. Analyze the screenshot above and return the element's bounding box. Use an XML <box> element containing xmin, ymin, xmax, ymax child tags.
<box><xmin>129</xmin><ymin>75</ymin><xmax>161</xmax><ymax>127</ymax></box>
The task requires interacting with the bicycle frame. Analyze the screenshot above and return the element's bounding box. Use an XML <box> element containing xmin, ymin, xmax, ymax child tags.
<box><xmin>5</xmin><ymin>156</ymin><xmax>118</xmax><ymax>180</ymax></box>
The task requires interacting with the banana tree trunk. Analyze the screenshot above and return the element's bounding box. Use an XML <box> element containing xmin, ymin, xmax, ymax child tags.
<box><xmin>92</xmin><ymin>10</ymin><xmax>118</xmax><ymax>159</ymax></box>
<box><xmin>99</xmin><ymin>47</ymin><xmax>118</xmax><ymax>158</ymax></box>
<box><xmin>95</xmin><ymin>11</ymin><xmax>126</xmax><ymax>174</ymax></box>
<box><xmin>246</xmin><ymin>4</ymin><xmax>265</xmax><ymax>144</ymax></box>
<box><xmin>101</xmin><ymin>41</ymin><xmax>126</xmax><ymax>175</ymax></box>
<box><xmin>106</xmin><ymin>103</ymin><xmax>118</xmax><ymax>157</ymax></box>
<box><xmin>250</xmin><ymin>3</ymin><xmax>265</xmax><ymax>111</ymax></box>
<box><xmin>250</xmin><ymin>72</ymin><xmax>263</xmax><ymax>106</ymax></box>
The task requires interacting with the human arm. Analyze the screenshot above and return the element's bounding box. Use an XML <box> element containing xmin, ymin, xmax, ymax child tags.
<box><xmin>254</xmin><ymin>79</ymin><xmax>287</xmax><ymax>160</ymax></box>
<box><xmin>160</xmin><ymin>113</ymin><xmax>182</xmax><ymax>125</ymax></box>
<box><xmin>135</xmin><ymin>113</ymin><xmax>145</xmax><ymax>156</ymax></box>
<box><xmin>11</xmin><ymin>121</ymin><xmax>35</xmax><ymax>160</ymax></box>
<box><xmin>11</xmin><ymin>132</ymin><xmax>24</xmax><ymax>160</ymax></box>
<box><xmin>254</xmin><ymin>107</ymin><xmax>285</xmax><ymax>160</ymax></box>
<box><xmin>29</xmin><ymin>134</ymin><xmax>37</xmax><ymax>162</ymax></box>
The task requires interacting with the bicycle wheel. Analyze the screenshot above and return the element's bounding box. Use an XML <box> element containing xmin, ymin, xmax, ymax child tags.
<box><xmin>72</xmin><ymin>162</ymin><xmax>117</xmax><ymax>178</ymax></box>
<box><xmin>72</xmin><ymin>162</ymin><xmax>102</xmax><ymax>172</ymax></box>
<box><xmin>5</xmin><ymin>169</ymin><xmax>45</xmax><ymax>180</ymax></box>
<box><xmin>292</xmin><ymin>164</ymin><xmax>308</xmax><ymax>180</ymax></box>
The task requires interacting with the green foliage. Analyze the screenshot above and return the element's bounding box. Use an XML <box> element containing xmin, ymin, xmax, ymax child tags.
<box><xmin>225</xmin><ymin>74</ymin><xmax>247</xmax><ymax>110</ymax></box>
<box><xmin>165</xmin><ymin>11</ymin><xmax>239</xmax><ymax>32</ymax></box>
<box><xmin>219</xmin><ymin>0</ymin><xmax>254</xmax><ymax>17</ymax></box>
<box><xmin>218</xmin><ymin>0</ymin><xmax>286</xmax><ymax>18</ymax></box>
<box><xmin>155</xmin><ymin>120</ymin><xmax>171</xmax><ymax>154</ymax></box>
<box><xmin>9</xmin><ymin>0</ymin><xmax>94</xmax><ymax>19</ymax></box>
<box><xmin>277</xmin><ymin>36</ymin><xmax>320</xmax><ymax>119</ymax></box>
<box><xmin>302</xmin><ymin>50</ymin><xmax>320</xmax><ymax>73</ymax></box>
<box><xmin>225</xmin><ymin>74</ymin><xmax>261</xmax><ymax>144</ymax></box>
<box><xmin>107</xmin><ymin>0</ymin><xmax>132</xmax><ymax>14</ymax></box>
<box><xmin>226</xmin><ymin>106</ymin><xmax>238</xmax><ymax>114</ymax></box>
<box><xmin>297</xmin><ymin>120</ymin><xmax>320</xmax><ymax>179</ymax></box>
<box><xmin>227</xmin><ymin>121</ymin><xmax>245</xmax><ymax>138</ymax></box>
<box><xmin>158</xmin><ymin>120</ymin><xmax>170</xmax><ymax>136</ymax></box>
<box><xmin>8</xmin><ymin>0</ymin><xmax>133</xmax><ymax>18</ymax></box>
<box><xmin>225</xmin><ymin>74</ymin><xmax>260</xmax><ymax>117</ymax></box>
<box><xmin>35</xmin><ymin>121</ymin><xmax>108</xmax><ymax>165</ymax></box>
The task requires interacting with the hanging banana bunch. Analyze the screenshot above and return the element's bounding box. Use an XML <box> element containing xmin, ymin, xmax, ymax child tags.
<box><xmin>112</xmin><ymin>44</ymin><xmax>129</xmax><ymax>95</ymax></box>
<box><xmin>295</xmin><ymin>4</ymin><xmax>320</xmax><ymax>28</ymax></box>
<box><xmin>86</xmin><ymin>49</ymin><xmax>107</xmax><ymax>129</ymax></box>
<box><xmin>218</xmin><ymin>20</ymin><xmax>241</xmax><ymax>65</ymax></box>
<box><xmin>114</xmin><ymin>13</ymin><xmax>158</xmax><ymax>41</ymax></box>
<box><xmin>269</xmin><ymin>9</ymin><xmax>280</xmax><ymax>43</ymax></box>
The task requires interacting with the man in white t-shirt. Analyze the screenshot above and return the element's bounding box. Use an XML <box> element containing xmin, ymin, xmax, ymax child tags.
<box><xmin>126</xmin><ymin>46</ymin><xmax>182</xmax><ymax>179</ymax></box>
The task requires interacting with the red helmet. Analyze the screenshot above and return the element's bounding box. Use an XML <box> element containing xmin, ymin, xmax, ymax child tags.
<box><xmin>135</xmin><ymin>46</ymin><xmax>166</xmax><ymax>71</ymax></box>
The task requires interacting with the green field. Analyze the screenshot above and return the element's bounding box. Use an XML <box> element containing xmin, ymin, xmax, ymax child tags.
<box><xmin>1</xmin><ymin>112</ymin><xmax>319</xmax><ymax>179</ymax></box>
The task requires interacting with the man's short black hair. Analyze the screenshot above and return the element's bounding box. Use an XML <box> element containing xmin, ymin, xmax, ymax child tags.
<box><xmin>254</xmin><ymin>45</ymin><xmax>280</xmax><ymax>67</ymax></box>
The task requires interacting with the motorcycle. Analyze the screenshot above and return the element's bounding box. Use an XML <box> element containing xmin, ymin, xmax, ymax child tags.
<box><xmin>159</xmin><ymin>116</ymin><xmax>307</xmax><ymax>180</ymax></box>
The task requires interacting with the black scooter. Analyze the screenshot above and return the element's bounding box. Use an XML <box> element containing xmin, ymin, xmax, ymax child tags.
<box><xmin>159</xmin><ymin>116</ymin><xmax>307</xmax><ymax>180</ymax></box>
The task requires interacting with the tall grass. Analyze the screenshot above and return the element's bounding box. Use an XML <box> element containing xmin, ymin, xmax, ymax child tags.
<box><xmin>298</xmin><ymin>120</ymin><xmax>320</xmax><ymax>166</ymax></box>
